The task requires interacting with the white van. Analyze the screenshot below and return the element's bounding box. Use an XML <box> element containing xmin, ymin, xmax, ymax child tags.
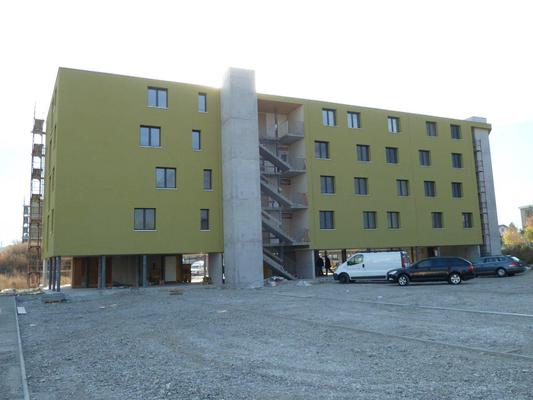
<box><xmin>333</xmin><ymin>251</ymin><xmax>410</xmax><ymax>283</ymax></box>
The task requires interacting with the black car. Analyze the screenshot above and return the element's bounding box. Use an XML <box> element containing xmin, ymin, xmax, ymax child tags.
<box><xmin>472</xmin><ymin>255</ymin><xmax>526</xmax><ymax>277</ymax></box>
<box><xmin>387</xmin><ymin>256</ymin><xmax>475</xmax><ymax>286</ymax></box>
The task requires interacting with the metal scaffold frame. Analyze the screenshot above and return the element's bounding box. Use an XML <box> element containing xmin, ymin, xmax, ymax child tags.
<box><xmin>27</xmin><ymin>118</ymin><xmax>46</xmax><ymax>287</ymax></box>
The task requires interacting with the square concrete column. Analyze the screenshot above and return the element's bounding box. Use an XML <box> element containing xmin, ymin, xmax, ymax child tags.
<box><xmin>220</xmin><ymin>68</ymin><xmax>264</xmax><ymax>288</ymax></box>
<box><xmin>208</xmin><ymin>253</ymin><xmax>223</xmax><ymax>285</ymax></box>
<box><xmin>56</xmin><ymin>256</ymin><xmax>61</xmax><ymax>292</ymax></box>
<box><xmin>295</xmin><ymin>249</ymin><xmax>315</xmax><ymax>279</ymax></box>
<box><xmin>142</xmin><ymin>255</ymin><xmax>148</xmax><ymax>288</ymax></box>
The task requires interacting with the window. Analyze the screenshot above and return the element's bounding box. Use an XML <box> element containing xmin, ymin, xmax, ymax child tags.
<box><xmin>192</xmin><ymin>130</ymin><xmax>201</xmax><ymax>151</ymax></box>
<box><xmin>198</xmin><ymin>93</ymin><xmax>207</xmax><ymax>112</ymax></box>
<box><xmin>463</xmin><ymin>212</ymin><xmax>473</xmax><ymax>228</ymax></box>
<box><xmin>147</xmin><ymin>87</ymin><xmax>167</xmax><ymax>108</ymax></box>
<box><xmin>140</xmin><ymin>126</ymin><xmax>161</xmax><ymax>147</ymax></box>
<box><xmin>319</xmin><ymin>211</ymin><xmax>334</xmax><ymax>229</ymax></box>
<box><xmin>452</xmin><ymin>182</ymin><xmax>463</xmax><ymax>198</ymax></box>
<box><xmin>134</xmin><ymin>208</ymin><xmax>156</xmax><ymax>230</ymax></box>
<box><xmin>322</xmin><ymin>109</ymin><xmax>336</xmax><ymax>126</ymax></box>
<box><xmin>155</xmin><ymin>167</ymin><xmax>176</xmax><ymax>189</ymax></box>
<box><xmin>347</xmin><ymin>112</ymin><xmax>360</xmax><ymax>129</ymax></box>
<box><xmin>363</xmin><ymin>211</ymin><xmax>377</xmax><ymax>229</ymax></box>
<box><xmin>320</xmin><ymin>176</ymin><xmax>335</xmax><ymax>194</ymax></box>
<box><xmin>387</xmin><ymin>212</ymin><xmax>400</xmax><ymax>229</ymax></box>
<box><xmin>452</xmin><ymin>153</ymin><xmax>463</xmax><ymax>168</ymax></box>
<box><xmin>203</xmin><ymin>169</ymin><xmax>212</xmax><ymax>190</ymax></box>
<box><xmin>354</xmin><ymin>177</ymin><xmax>368</xmax><ymax>195</ymax></box>
<box><xmin>424</xmin><ymin>181</ymin><xmax>436</xmax><ymax>197</ymax></box>
<box><xmin>386</xmin><ymin>147</ymin><xmax>399</xmax><ymax>164</ymax></box>
<box><xmin>451</xmin><ymin>124</ymin><xmax>461</xmax><ymax>139</ymax></box>
<box><xmin>432</xmin><ymin>212</ymin><xmax>443</xmax><ymax>228</ymax></box>
<box><xmin>419</xmin><ymin>150</ymin><xmax>431</xmax><ymax>166</ymax></box>
<box><xmin>356</xmin><ymin>144</ymin><xmax>370</xmax><ymax>162</ymax></box>
<box><xmin>315</xmin><ymin>141</ymin><xmax>329</xmax><ymax>159</ymax></box>
<box><xmin>397</xmin><ymin>179</ymin><xmax>409</xmax><ymax>196</ymax></box>
<box><xmin>200</xmin><ymin>209</ymin><xmax>210</xmax><ymax>230</ymax></box>
<box><xmin>426</xmin><ymin>121</ymin><xmax>437</xmax><ymax>136</ymax></box>
<box><xmin>388</xmin><ymin>116</ymin><xmax>400</xmax><ymax>133</ymax></box>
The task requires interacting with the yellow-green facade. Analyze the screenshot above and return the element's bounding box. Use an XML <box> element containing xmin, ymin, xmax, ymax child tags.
<box><xmin>43</xmin><ymin>68</ymin><xmax>490</xmax><ymax>260</ymax></box>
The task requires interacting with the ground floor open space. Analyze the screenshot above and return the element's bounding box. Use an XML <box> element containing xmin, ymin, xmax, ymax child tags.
<box><xmin>17</xmin><ymin>269</ymin><xmax>533</xmax><ymax>399</ymax></box>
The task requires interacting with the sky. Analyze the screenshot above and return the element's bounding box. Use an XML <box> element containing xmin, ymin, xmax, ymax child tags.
<box><xmin>0</xmin><ymin>0</ymin><xmax>532</xmax><ymax>246</ymax></box>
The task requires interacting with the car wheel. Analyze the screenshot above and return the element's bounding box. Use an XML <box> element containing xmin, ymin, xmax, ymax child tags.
<box><xmin>496</xmin><ymin>268</ymin><xmax>507</xmax><ymax>278</ymax></box>
<box><xmin>397</xmin><ymin>274</ymin><xmax>409</xmax><ymax>286</ymax></box>
<box><xmin>339</xmin><ymin>273</ymin><xmax>350</xmax><ymax>284</ymax></box>
<box><xmin>448</xmin><ymin>272</ymin><xmax>462</xmax><ymax>285</ymax></box>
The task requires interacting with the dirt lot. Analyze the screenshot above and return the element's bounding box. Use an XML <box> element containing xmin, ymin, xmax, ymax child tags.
<box><xmin>17</xmin><ymin>270</ymin><xmax>533</xmax><ymax>400</ymax></box>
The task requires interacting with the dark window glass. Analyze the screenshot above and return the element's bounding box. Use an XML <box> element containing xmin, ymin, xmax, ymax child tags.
<box><xmin>319</xmin><ymin>211</ymin><xmax>334</xmax><ymax>229</ymax></box>
<box><xmin>387</xmin><ymin>212</ymin><xmax>400</xmax><ymax>229</ymax></box>
<box><xmin>452</xmin><ymin>153</ymin><xmax>463</xmax><ymax>168</ymax></box>
<box><xmin>419</xmin><ymin>150</ymin><xmax>431</xmax><ymax>166</ymax></box>
<box><xmin>315</xmin><ymin>141</ymin><xmax>329</xmax><ymax>159</ymax></box>
<box><xmin>426</xmin><ymin>121</ymin><xmax>437</xmax><ymax>136</ymax></box>
<box><xmin>397</xmin><ymin>179</ymin><xmax>409</xmax><ymax>196</ymax></box>
<box><xmin>463</xmin><ymin>212</ymin><xmax>473</xmax><ymax>228</ymax></box>
<box><xmin>386</xmin><ymin>147</ymin><xmax>398</xmax><ymax>164</ymax></box>
<box><xmin>203</xmin><ymin>169</ymin><xmax>212</xmax><ymax>190</ymax></box>
<box><xmin>356</xmin><ymin>144</ymin><xmax>370</xmax><ymax>162</ymax></box>
<box><xmin>432</xmin><ymin>212</ymin><xmax>443</xmax><ymax>228</ymax></box>
<box><xmin>140</xmin><ymin>126</ymin><xmax>160</xmax><ymax>147</ymax></box>
<box><xmin>451</xmin><ymin>124</ymin><xmax>461</xmax><ymax>139</ymax></box>
<box><xmin>354</xmin><ymin>177</ymin><xmax>368</xmax><ymax>195</ymax></box>
<box><xmin>452</xmin><ymin>182</ymin><xmax>463</xmax><ymax>198</ymax></box>
<box><xmin>147</xmin><ymin>87</ymin><xmax>167</xmax><ymax>108</ymax></box>
<box><xmin>320</xmin><ymin>176</ymin><xmax>335</xmax><ymax>194</ymax></box>
<box><xmin>134</xmin><ymin>208</ymin><xmax>156</xmax><ymax>230</ymax></box>
<box><xmin>363</xmin><ymin>211</ymin><xmax>377</xmax><ymax>229</ymax></box>
<box><xmin>424</xmin><ymin>181</ymin><xmax>436</xmax><ymax>197</ymax></box>
<box><xmin>200</xmin><ymin>209</ymin><xmax>210</xmax><ymax>230</ymax></box>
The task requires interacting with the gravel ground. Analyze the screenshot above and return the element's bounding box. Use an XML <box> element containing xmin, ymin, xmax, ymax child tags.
<box><xmin>17</xmin><ymin>270</ymin><xmax>533</xmax><ymax>400</ymax></box>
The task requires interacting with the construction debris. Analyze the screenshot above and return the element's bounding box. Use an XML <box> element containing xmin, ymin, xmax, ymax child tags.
<box><xmin>168</xmin><ymin>288</ymin><xmax>184</xmax><ymax>296</ymax></box>
<box><xmin>41</xmin><ymin>292</ymin><xmax>66</xmax><ymax>303</ymax></box>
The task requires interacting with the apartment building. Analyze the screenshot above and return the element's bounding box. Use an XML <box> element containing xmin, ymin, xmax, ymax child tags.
<box><xmin>42</xmin><ymin>67</ymin><xmax>500</xmax><ymax>288</ymax></box>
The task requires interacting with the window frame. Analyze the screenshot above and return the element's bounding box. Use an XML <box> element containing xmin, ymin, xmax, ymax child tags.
<box><xmin>322</xmin><ymin>109</ymin><xmax>336</xmax><ymax>127</ymax></box>
<box><xmin>192</xmin><ymin>130</ymin><xmax>201</xmax><ymax>151</ymax></box>
<box><xmin>432</xmin><ymin>212</ymin><xmax>443</xmax><ymax>229</ymax></box>
<box><xmin>354</xmin><ymin>177</ymin><xmax>368</xmax><ymax>195</ymax></box>
<box><xmin>200</xmin><ymin>209</ymin><xmax>210</xmax><ymax>231</ymax></box>
<box><xmin>387</xmin><ymin>211</ymin><xmax>400</xmax><ymax>229</ymax></box>
<box><xmin>451</xmin><ymin>124</ymin><xmax>461</xmax><ymax>139</ymax></box>
<box><xmin>320</xmin><ymin>175</ymin><xmax>336</xmax><ymax>194</ymax></box>
<box><xmin>388</xmin><ymin>116</ymin><xmax>400</xmax><ymax>133</ymax></box>
<box><xmin>155</xmin><ymin>167</ymin><xmax>176</xmax><ymax>189</ymax></box>
<box><xmin>347</xmin><ymin>111</ymin><xmax>361</xmax><ymax>129</ymax></box>
<box><xmin>424</xmin><ymin>180</ymin><xmax>436</xmax><ymax>197</ymax></box>
<box><xmin>386</xmin><ymin>147</ymin><xmax>399</xmax><ymax>164</ymax></box>
<box><xmin>319</xmin><ymin>210</ymin><xmax>335</xmax><ymax>230</ymax></box>
<box><xmin>397</xmin><ymin>179</ymin><xmax>409</xmax><ymax>196</ymax></box>
<box><xmin>363</xmin><ymin>211</ymin><xmax>377</xmax><ymax>229</ymax></box>
<box><xmin>452</xmin><ymin>153</ymin><xmax>463</xmax><ymax>168</ymax></box>
<box><xmin>134</xmin><ymin>208</ymin><xmax>156</xmax><ymax>231</ymax></box>
<box><xmin>356</xmin><ymin>144</ymin><xmax>370</xmax><ymax>162</ymax></box>
<box><xmin>419</xmin><ymin>150</ymin><xmax>431</xmax><ymax>166</ymax></box>
<box><xmin>462</xmin><ymin>212</ymin><xmax>473</xmax><ymax>228</ymax></box>
<box><xmin>315</xmin><ymin>141</ymin><xmax>330</xmax><ymax>159</ymax></box>
<box><xmin>203</xmin><ymin>169</ymin><xmax>213</xmax><ymax>190</ymax></box>
<box><xmin>147</xmin><ymin>87</ymin><xmax>168</xmax><ymax>109</ymax></box>
<box><xmin>198</xmin><ymin>93</ymin><xmax>207</xmax><ymax>113</ymax></box>
<box><xmin>452</xmin><ymin>182</ymin><xmax>463</xmax><ymax>198</ymax></box>
<box><xmin>139</xmin><ymin>125</ymin><xmax>161</xmax><ymax>148</ymax></box>
<box><xmin>426</xmin><ymin>121</ymin><xmax>437</xmax><ymax>137</ymax></box>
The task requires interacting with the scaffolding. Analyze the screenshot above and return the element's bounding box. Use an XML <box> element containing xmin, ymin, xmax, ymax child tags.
<box><xmin>474</xmin><ymin>139</ymin><xmax>491</xmax><ymax>256</ymax></box>
<box><xmin>22</xmin><ymin>203</ymin><xmax>30</xmax><ymax>242</ymax></box>
<box><xmin>28</xmin><ymin>118</ymin><xmax>46</xmax><ymax>287</ymax></box>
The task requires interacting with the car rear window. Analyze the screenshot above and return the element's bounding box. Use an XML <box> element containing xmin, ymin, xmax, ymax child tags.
<box><xmin>511</xmin><ymin>256</ymin><xmax>520</xmax><ymax>262</ymax></box>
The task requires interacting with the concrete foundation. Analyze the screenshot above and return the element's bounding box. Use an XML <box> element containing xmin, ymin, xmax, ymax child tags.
<box><xmin>220</xmin><ymin>68</ymin><xmax>264</xmax><ymax>288</ymax></box>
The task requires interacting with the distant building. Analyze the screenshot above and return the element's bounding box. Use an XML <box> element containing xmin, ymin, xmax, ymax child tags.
<box><xmin>519</xmin><ymin>205</ymin><xmax>533</xmax><ymax>228</ymax></box>
<box><xmin>498</xmin><ymin>224</ymin><xmax>508</xmax><ymax>237</ymax></box>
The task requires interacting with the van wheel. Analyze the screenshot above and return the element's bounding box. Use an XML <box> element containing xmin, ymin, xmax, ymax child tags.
<box><xmin>448</xmin><ymin>272</ymin><xmax>462</xmax><ymax>285</ymax></box>
<box><xmin>339</xmin><ymin>273</ymin><xmax>350</xmax><ymax>284</ymax></box>
<box><xmin>397</xmin><ymin>274</ymin><xmax>409</xmax><ymax>286</ymax></box>
<box><xmin>496</xmin><ymin>268</ymin><xmax>507</xmax><ymax>277</ymax></box>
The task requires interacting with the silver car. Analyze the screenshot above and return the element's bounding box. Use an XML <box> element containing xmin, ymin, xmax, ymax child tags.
<box><xmin>472</xmin><ymin>255</ymin><xmax>526</xmax><ymax>277</ymax></box>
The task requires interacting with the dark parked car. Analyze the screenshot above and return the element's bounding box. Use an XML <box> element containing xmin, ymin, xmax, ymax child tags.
<box><xmin>387</xmin><ymin>256</ymin><xmax>475</xmax><ymax>286</ymax></box>
<box><xmin>472</xmin><ymin>255</ymin><xmax>526</xmax><ymax>277</ymax></box>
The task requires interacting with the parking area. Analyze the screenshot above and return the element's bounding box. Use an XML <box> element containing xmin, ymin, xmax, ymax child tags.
<box><xmin>17</xmin><ymin>270</ymin><xmax>533</xmax><ymax>400</ymax></box>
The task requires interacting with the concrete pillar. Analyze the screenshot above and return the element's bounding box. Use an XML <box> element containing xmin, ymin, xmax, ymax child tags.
<box><xmin>208</xmin><ymin>253</ymin><xmax>223</xmax><ymax>285</ymax></box>
<box><xmin>295</xmin><ymin>249</ymin><xmax>314</xmax><ymax>279</ymax></box>
<box><xmin>51</xmin><ymin>257</ymin><xmax>57</xmax><ymax>291</ymax></box>
<box><xmin>220</xmin><ymin>68</ymin><xmax>264</xmax><ymax>288</ymax></box>
<box><xmin>99</xmin><ymin>256</ymin><xmax>106</xmax><ymax>289</ymax></box>
<box><xmin>341</xmin><ymin>249</ymin><xmax>347</xmax><ymax>263</ymax></box>
<box><xmin>47</xmin><ymin>259</ymin><xmax>52</xmax><ymax>290</ymax></box>
<box><xmin>142</xmin><ymin>255</ymin><xmax>148</xmax><ymax>288</ymax></box>
<box><xmin>472</xmin><ymin>124</ymin><xmax>501</xmax><ymax>256</ymax></box>
<box><xmin>56</xmin><ymin>256</ymin><xmax>61</xmax><ymax>292</ymax></box>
